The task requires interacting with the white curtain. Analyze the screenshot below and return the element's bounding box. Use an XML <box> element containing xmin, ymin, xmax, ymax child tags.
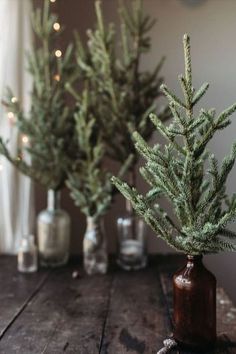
<box><xmin>0</xmin><ymin>0</ymin><xmax>34</xmax><ymax>254</ymax></box>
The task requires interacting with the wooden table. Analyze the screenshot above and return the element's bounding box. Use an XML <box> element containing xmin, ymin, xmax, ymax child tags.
<box><xmin>0</xmin><ymin>255</ymin><xmax>235</xmax><ymax>354</ymax></box>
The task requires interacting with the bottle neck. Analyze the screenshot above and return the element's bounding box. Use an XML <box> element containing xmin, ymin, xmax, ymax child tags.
<box><xmin>47</xmin><ymin>189</ymin><xmax>61</xmax><ymax>210</ymax></box>
<box><xmin>86</xmin><ymin>216</ymin><xmax>102</xmax><ymax>232</ymax></box>
<box><xmin>187</xmin><ymin>254</ymin><xmax>203</xmax><ymax>266</ymax></box>
<box><xmin>21</xmin><ymin>235</ymin><xmax>35</xmax><ymax>249</ymax></box>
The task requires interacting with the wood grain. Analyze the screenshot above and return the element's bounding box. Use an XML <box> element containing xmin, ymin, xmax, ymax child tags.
<box><xmin>100</xmin><ymin>260</ymin><xmax>171</xmax><ymax>354</ymax></box>
<box><xmin>0</xmin><ymin>256</ymin><xmax>49</xmax><ymax>339</ymax></box>
<box><xmin>0</xmin><ymin>265</ymin><xmax>112</xmax><ymax>354</ymax></box>
<box><xmin>0</xmin><ymin>256</ymin><xmax>234</xmax><ymax>353</ymax></box>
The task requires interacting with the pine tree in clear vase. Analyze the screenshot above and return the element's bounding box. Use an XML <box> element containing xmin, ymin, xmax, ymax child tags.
<box><xmin>66</xmin><ymin>90</ymin><xmax>112</xmax><ymax>275</ymax></box>
<box><xmin>66</xmin><ymin>88</ymin><xmax>132</xmax><ymax>274</ymax></box>
<box><xmin>112</xmin><ymin>34</ymin><xmax>236</xmax><ymax>350</ymax></box>
<box><xmin>67</xmin><ymin>0</ymin><xmax>169</xmax><ymax>270</ymax></box>
<box><xmin>0</xmin><ymin>0</ymin><xmax>75</xmax><ymax>267</ymax></box>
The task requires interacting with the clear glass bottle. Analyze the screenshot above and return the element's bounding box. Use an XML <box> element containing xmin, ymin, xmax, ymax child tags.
<box><xmin>18</xmin><ymin>235</ymin><xmax>38</xmax><ymax>273</ymax></box>
<box><xmin>83</xmin><ymin>216</ymin><xmax>108</xmax><ymax>275</ymax></box>
<box><xmin>117</xmin><ymin>201</ymin><xmax>147</xmax><ymax>270</ymax></box>
<box><xmin>37</xmin><ymin>189</ymin><xmax>70</xmax><ymax>267</ymax></box>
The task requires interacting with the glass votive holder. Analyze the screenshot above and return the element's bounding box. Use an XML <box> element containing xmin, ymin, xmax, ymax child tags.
<box><xmin>117</xmin><ymin>213</ymin><xmax>147</xmax><ymax>270</ymax></box>
<box><xmin>18</xmin><ymin>235</ymin><xmax>38</xmax><ymax>273</ymax></box>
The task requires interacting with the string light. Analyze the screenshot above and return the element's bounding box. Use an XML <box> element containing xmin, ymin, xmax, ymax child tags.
<box><xmin>7</xmin><ymin>112</ymin><xmax>15</xmax><ymax>122</ymax></box>
<box><xmin>7</xmin><ymin>111</ymin><xmax>16</xmax><ymax>125</ymax></box>
<box><xmin>54</xmin><ymin>74</ymin><xmax>61</xmax><ymax>82</ymax></box>
<box><xmin>11</xmin><ymin>97</ymin><xmax>18</xmax><ymax>104</ymax></box>
<box><xmin>53</xmin><ymin>22</ymin><xmax>61</xmax><ymax>31</ymax></box>
<box><xmin>50</xmin><ymin>0</ymin><xmax>56</xmax><ymax>3</ymax></box>
<box><xmin>7</xmin><ymin>112</ymin><xmax>15</xmax><ymax>120</ymax></box>
<box><xmin>55</xmin><ymin>50</ymin><xmax>62</xmax><ymax>58</ymax></box>
<box><xmin>22</xmin><ymin>135</ymin><xmax>29</xmax><ymax>144</ymax></box>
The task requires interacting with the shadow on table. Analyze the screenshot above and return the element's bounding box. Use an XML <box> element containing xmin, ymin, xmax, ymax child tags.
<box><xmin>176</xmin><ymin>335</ymin><xmax>236</xmax><ymax>354</ymax></box>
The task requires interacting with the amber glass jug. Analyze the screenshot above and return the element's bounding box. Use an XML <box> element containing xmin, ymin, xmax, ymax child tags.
<box><xmin>173</xmin><ymin>255</ymin><xmax>216</xmax><ymax>351</ymax></box>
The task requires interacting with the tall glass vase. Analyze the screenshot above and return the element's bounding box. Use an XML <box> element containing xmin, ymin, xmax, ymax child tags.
<box><xmin>37</xmin><ymin>189</ymin><xmax>70</xmax><ymax>267</ymax></box>
<box><xmin>83</xmin><ymin>216</ymin><xmax>108</xmax><ymax>275</ymax></box>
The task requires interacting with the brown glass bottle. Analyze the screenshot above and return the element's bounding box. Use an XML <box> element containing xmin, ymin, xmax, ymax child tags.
<box><xmin>173</xmin><ymin>255</ymin><xmax>216</xmax><ymax>352</ymax></box>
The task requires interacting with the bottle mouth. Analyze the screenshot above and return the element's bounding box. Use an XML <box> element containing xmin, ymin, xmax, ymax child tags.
<box><xmin>187</xmin><ymin>254</ymin><xmax>203</xmax><ymax>261</ymax></box>
<box><xmin>21</xmin><ymin>234</ymin><xmax>35</xmax><ymax>246</ymax></box>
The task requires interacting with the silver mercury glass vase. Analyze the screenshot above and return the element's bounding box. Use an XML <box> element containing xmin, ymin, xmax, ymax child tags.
<box><xmin>83</xmin><ymin>216</ymin><xmax>108</xmax><ymax>275</ymax></box>
<box><xmin>37</xmin><ymin>189</ymin><xmax>70</xmax><ymax>267</ymax></box>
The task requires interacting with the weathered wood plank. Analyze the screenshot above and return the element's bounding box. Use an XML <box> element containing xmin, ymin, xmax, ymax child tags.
<box><xmin>100</xmin><ymin>260</ymin><xmax>171</xmax><ymax>354</ymax></box>
<box><xmin>0</xmin><ymin>255</ymin><xmax>235</xmax><ymax>354</ymax></box>
<box><xmin>159</xmin><ymin>259</ymin><xmax>236</xmax><ymax>354</ymax></box>
<box><xmin>0</xmin><ymin>264</ymin><xmax>113</xmax><ymax>354</ymax></box>
<box><xmin>0</xmin><ymin>256</ymin><xmax>49</xmax><ymax>340</ymax></box>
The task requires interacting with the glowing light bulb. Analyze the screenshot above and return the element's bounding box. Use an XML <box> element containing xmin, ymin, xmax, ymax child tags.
<box><xmin>50</xmin><ymin>0</ymin><xmax>56</xmax><ymax>3</ymax></box>
<box><xmin>7</xmin><ymin>111</ymin><xmax>16</xmax><ymax>125</ymax></box>
<box><xmin>53</xmin><ymin>22</ymin><xmax>60</xmax><ymax>31</ymax></box>
<box><xmin>11</xmin><ymin>97</ymin><xmax>18</xmax><ymax>103</ymax></box>
<box><xmin>54</xmin><ymin>74</ymin><xmax>61</xmax><ymax>82</ymax></box>
<box><xmin>7</xmin><ymin>112</ymin><xmax>15</xmax><ymax>121</ymax></box>
<box><xmin>22</xmin><ymin>135</ymin><xmax>29</xmax><ymax>144</ymax></box>
<box><xmin>55</xmin><ymin>50</ymin><xmax>62</xmax><ymax>58</ymax></box>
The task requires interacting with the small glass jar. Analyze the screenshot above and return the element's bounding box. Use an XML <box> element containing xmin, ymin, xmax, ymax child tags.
<box><xmin>18</xmin><ymin>235</ymin><xmax>38</xmax><ymax>273</ymax></box>
<box><xmin>117</xmin><ymin>211</ymin><xmax>147</xmax><ymax>271</ymax></box>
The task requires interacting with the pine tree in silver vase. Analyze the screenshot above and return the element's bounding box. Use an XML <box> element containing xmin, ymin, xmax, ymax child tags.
<box><xmin>0</xmin><ymin>0</ymin><xmax>74</xmax><ymax>267</ymax></box>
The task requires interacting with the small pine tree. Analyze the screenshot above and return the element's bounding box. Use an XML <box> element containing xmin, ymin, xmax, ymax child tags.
<box><xmin>112</xmin><ymin>34</ymin><xmax>236</xmax><ymax>255</ymax></box>
<box><xmin>66</xmin><ymin>89</ymin><xmax>112</xmax><ymax>221</ymax></box>
<box><xmin>67</xmin><ymin>0</ymin><xmax>169</xmax><ymax>185</ymax></box>
<box><xmin>0</xmin><ymin>0</ymin><xmax>74</xmax><ymax>191</ymax></box>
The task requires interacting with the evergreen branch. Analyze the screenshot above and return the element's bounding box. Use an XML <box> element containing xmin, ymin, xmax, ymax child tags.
<box><xmin>192</xmin><ymin>82</ymin><xmax>209</xmax><ymax>106</ymax></box>
<box><xmin>112</xmin><ymin>177</ymin><xmax>182</xmax><ymax>251</ymax></box>
<box><xmin>216</xmin><ymin>103</ymin><xmax>236</xmax><ymax>126</ymax></box>
<box><xmin>161</xmin><ymin>84</ymin><xmax>187</xmax><ymax>109</ymax></box>
<box><xmin>219</xmin><ymin>228</ymin><xmax>236</xmax><ymax>239</ymax></box>
<box><xmin>133</xmin><ymin>131</ymin><xmax>167</xmax><ymax>165</ymax></box>
<box><xmin>112</xmin><ymin>34</ymin><xmax>236</xmax><ymax>255</ymax></box>
<box><xmin>149</xmin><ymin>113</ymin><xmax>185</xmax><ymax>154</ymax></box>
<box><xmin>183</xmin><ymin>34</ymin><xmax>192</xmax><ymax>93</ymax></box>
